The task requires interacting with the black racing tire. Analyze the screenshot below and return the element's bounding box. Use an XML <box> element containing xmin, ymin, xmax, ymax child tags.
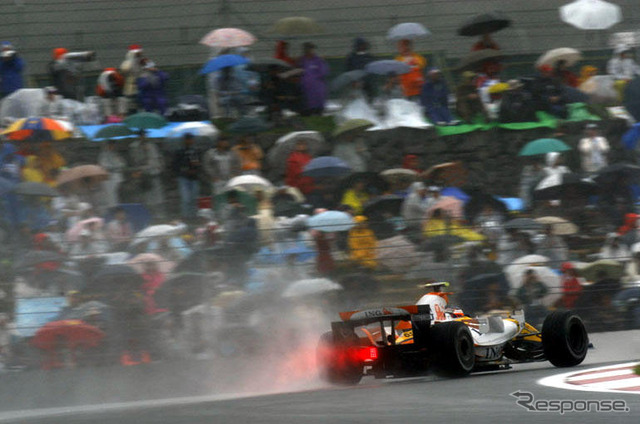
<box><xmin>542</xmin><ymin>310</ymin><xmax>589</xmax><ymax>367</ymax></box>
<box><xmin>429</xmin><ymin>321</ymin><xmax>475</xmax><ymax>377</ymax></box>
<box><xmin>317</xmin><ymin>331</ymin><xmax>363</xmax><ymax>385</ymax></box>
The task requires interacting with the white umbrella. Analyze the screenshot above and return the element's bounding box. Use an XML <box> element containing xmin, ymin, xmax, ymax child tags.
<box><xmin>387</xmin><ymin>23</ymin><xmax>431</xmax><ymax>41</ymax></box>
<box><xmin>505</xmin><ymin>261</ymin><xmax>562</xmax><ymax>307</ymax></box>
<box><xmin>282</xmin><ymin>278</ymin><xmax>343</xmax><ymax>298</ymax></box>
<box><xmin>167</xmin><ymin>122</ymin><xmax>219</xmax><ymax>139</ymax></box>
<box><xmin>267</xmin><ymin>131</ymin><xmax>326</xmax><ymax>172</ymax></box>
<box><xmin>131</xmin><ymin>223</ymin><xmax>187</xmax><ymax>247</ymax></box>
<box><xmin>560</xmin><ymin>0</ymin><xmax>622</xmax><ymax>30</ymax></box>
<box><xmin>199</xmin><ymin>28</ymin><xmax>256</xmax><ymax>48</ymax></box>
<box><xmin>535</xmin><ymin>48</ymin><xmax>583</xmax><ymax>68</ymax></box>
<box><xmin>225</xmin><ymin>175</ymin><xmax>274</xmax><ymax>193</ymax></box>
<box><xmin>535</xmin><ymin>216</ymin><xmax>579</xmax><ymax>236</ymax></box>
<box><xmin>579</xmin><ymin>75</ymin><xmax>618</xmax><ymax>104</ymax></box>
<box><xmin>380</xmin><ymin>168</ymin><xmax>418</xmax><ymax>179</ymax></box>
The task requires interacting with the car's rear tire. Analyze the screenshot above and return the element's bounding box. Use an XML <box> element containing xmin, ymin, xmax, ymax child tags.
<box><xmin>429</xmin><ymin>321</ymin><xmax>475</xmax><ymax>377</ymax></box>
<box><xmin>317</xmin><ymin>331</ymin><xmax>363</xmax><ymax>385</ymax></box>
<box><xmin>542</xmin><ymin>310</ymin><xmax>589</xmax><ymax>367</ymax></box>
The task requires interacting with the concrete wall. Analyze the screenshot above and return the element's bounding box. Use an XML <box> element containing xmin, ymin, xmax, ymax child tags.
<box><xmin>2</xmin><ymin>0</ymin><xmax>639</xmax><ymax>79</ymax></box>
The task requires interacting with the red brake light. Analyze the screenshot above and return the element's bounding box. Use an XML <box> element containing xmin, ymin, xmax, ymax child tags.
<box><xmin>352</xmin><ymin>346</ymin><xmax>378</xmax><ymax>361</ymax></box>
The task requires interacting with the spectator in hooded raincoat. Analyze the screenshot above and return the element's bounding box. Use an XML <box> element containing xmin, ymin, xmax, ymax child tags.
<box><xmin>136</xmin><ymin>60</ymin><xmax>169</xmax><ymax>115</ymax></box>
<box><xmin>284</xmin><ymin>139</ymin><xmax>314</xmax><ymax>195</ymax></box>
<box><xmin>0</xmin><ymin>41</ymin><xmax>24</xmax><ymax>98</ymax></box>
<box><xmin>395</xmin><ymin>39</ymin><xmax>426</xmax><ymax>99</ymax></box>
<box><xmin>346</xmin><ymin>37</ymin><xmax>374</xmax><ymax>101</ymax></box>
<box><xmin>348</xmin><ymin>215</ymin><xmax>377</xmax><ymax>269</ymax></box>
<box><xmin>298</xmin><ymin>42</ymin><xmax>329</xmax><ymax>115</ymax></box>
<box><xmin>420</xmin><ymin>68</ymin><xmax>453</xmax><ymax>124</ymax></box>
<box><xmin>120</xmin><ymin>44</ymin><xmax>145</xmax><ymax>113</ymax></box>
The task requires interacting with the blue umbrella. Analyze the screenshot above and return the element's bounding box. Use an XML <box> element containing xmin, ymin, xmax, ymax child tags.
<box><xmin>365</xmin><ymin>60</ymin><xmax>411</xmax><ymax>75</ymax></box>
<box><xmin>302</xmin><ymin>156</ymin><xmax>352</xmax><ymax>178</ymax></box>
<box><xmin>200</xmin><ymin>54</ymin><xmax>249</xmax><ymax>74</ymax></box>
<box><xmin>308</xmin><ymin>211</ymin><xmax>355</xmax><ymax>232</ymax></box>
<box><xmin>440</xmin><ymin>187</ymin><xmax>470</xmax><ymax>203</ymax></box>
<box><xmin>387</xmin><ymin>22</ymin><xmax>431</xmax><ymax>40</ymax></box>
<box><xmin>0</xmin><ymin>176</ymin><xmax>16</xmax><ymax>196</ymax></box>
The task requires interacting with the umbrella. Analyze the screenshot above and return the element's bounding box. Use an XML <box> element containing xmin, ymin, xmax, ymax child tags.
<box><xmin>505</xmin><ymin>218</ymin><xmax>543</xmax><ymax>232</ymax></box>
<box><xmin>534</xmin><ymin>216</ymin><xmax>578</xmax><ymax>235</ymax></box>
<box><xmin>246</xmin><ymin>58</ymin><xmax>293</xmax><ymax>73</ymax></box>
<box><xmin>426</xmin><ymin>196</ymin><xmax>464</xmax><ymax>219</ymax></box>
<box><xmin>282</xmin><ymin>278</ymin><xmax>343</xmax><ymax>298</ymax></box>
<box><xmin>227</xmin><ymin>116</ymin><xmax>270</xmax><ymax>134</ymax></box>
<box><xmin>504</xmin><ymin>255</ymin><xmax>551</xmax><ymax>287</ymax></box>
<box><xmin>14</xmin><ymin>182</ymin><xmax>59</xmax><ymax>197</ymax></box>
<box><xmin>269</xmin><ymin>16</ymin><xmax>323</xmax><ymax>36</ymax></box>
<box><xmin>594</xmin><ymin>163</ymin><xmax>640</xmax><ymax>185</ymax></box>
<box><xmin>302</xmin><ymin>156</ymin><xmax>351</xmax><ymax>178</ymax></box>
<box><xmin>457</xmin><ymin>11</ymin><xmax>511</xmax><ymax>36</ymax></box>
<box><xmin>92</xmin><ymin>124</ymin><xmax>136</xmax><ymax>140</ymax></box>
<box><xmin>504</xmin><ymin>263</ymin><xmax>561</xmax><ymax>307</ymax></box>
<box><xmin>365</xmin><ymin>60</ymin><xmax>411</xmax><ymax>76</ymax></box>
<box><xmin>560</xmin><ymin>0</ymin><xmax>621</xmax><ymax>30</ymax></box>
<box><xmin>455</xmin><ymin>49</ymin><xmax>504</xmax><ymax>71</ymax></box>
<box><xmin>200</xmin><ymin>54</ymin><xmax>249</xmax><ymax>74</ymax></box>
<box><xmin>380</xmin><ymin>168</ymin><xmax>418</xmax><ymax>180</ymax></box>
<box><xmin>577</xmin><ymin>259</ymin><xmax>624</xmax><ymax>282</ymax></box>
<box><xmin>1</xmin><ymin>117</ymin><xmax>73</xmax><ymax>142</ymax></box>
<box><xmin>535</xmin><ymin>48</ymin><xmax>582</xmax><ymax>68</ymax></box>
<box><xmin>127</xmin><ymin>252</ymin><xmax>175</xmax><ymax>275</ymax></box>
<box><xmin>330</xmin><ymin>70</ymin><xmax>367</xmax><ymax>92</ymax></box>
<box><xmin>267</xmin><ymin>131</ymin><xmax>325</xmax><ymax>170</ymax></box>
<box><xmin>123</xmin><ymin>112</ymin><xmax>168</xmax><ymax>129</ymax></box>
<box><xmin>421</xmin><ymin>234</ymin><xmax>466</xmax><ymax>251</ymax></box>
<box><xmin>308</xmin><ymin>211</ymin><xmax>354</xmax><ymax>232</ymax></box>
<box><xmin>534</xmin><ymin>173</ymin><xmax>597</xmax><ymax>200</ymax></box>
<box><xmin>225</xmin><ymin>175</ymin><xmax>274</xmax><ymax>192</ymax></box>
<box><xmin>440</xmin><ymin>187</ymin><xmax>470</xmax><ymax>203</ymax></box>
<box><xmin>337</xmin><ymin>172</ymin><xmax>389</xmax><ymax>198</ymax></box>
<box><xmin>463</xmin><ymin>192</ymin><xmax>509</xmax><ymax>223</ymax></box>
<box><xmin>166</xmin><ymin>121</ymin><xmax>219</xmax><ymax>139</ymax></box>
<box><xmin>421</xmin><ymin>161</ymin><xmax>467</xmax><ymax>187</ymax></box>
<box><xmin>579</xmin><ymin>75</ymin><xmax>618</xmax><ymax>105</ymax></box>
<box><xmin>363</xmin><ymin>195</ymin><xmax>404</xmax><ymax>217</ymax></box>
<box><xmin>518</xmin><ymin>138</ymin><xmax>572</xmax><ymax>156</ymax></box>
<box><xmin>14</xmin><ymin>250</ymin><xmax>66</xmax><ymax>269</ymax></box>
<box><xmin>66</xmin><ymin>217</ymin><xmax>104</xmax><ymax>243</ymax></box>
<box><xmin>56</xmin><ymin>164</ymin><xmax>109</xmax><ymax>187</ymax></box>
<box><xmin>333</xmin><ymin>119</ymin><xmax>375</xmax><ymax>138</ymax></box>
<box><xmin>31</xmin><ymin>320</ymin><xmax>105</xmax><ymax>350</ymax></box>
<box><xmin>387</xmin><ymin>22</ymin><xmax>431</xmax><ymax>40</ymax></box>
<box><xmin>155</xmin><ymin>272</ymin><xmax>214</xmax><ymax>313</ymax></box>
<box><xmin>130</xmin><ymin>224</ymin><xmax>187</xmax><ymax>247</ymax></box>
<box><xmin>624</xmin><ymin>77</ymin><xmax>640</xmax><ymax>121</ymax></box>
<box><xmin>199</xmin><ymin>28</ymin><xmax>256</xmax><ymax>48</ymax></box>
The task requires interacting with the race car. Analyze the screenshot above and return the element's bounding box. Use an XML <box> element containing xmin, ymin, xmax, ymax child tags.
<box><xmin>317</xmin><ymin>282</ymin><xmax>589</xmax><ymax>385</ymax></box>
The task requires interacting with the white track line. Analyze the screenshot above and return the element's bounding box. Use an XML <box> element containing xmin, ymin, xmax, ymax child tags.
<box><xmin>539</xmin><ymin>362</ymin><xmax>640</xmax><ymax>395</ymax></box>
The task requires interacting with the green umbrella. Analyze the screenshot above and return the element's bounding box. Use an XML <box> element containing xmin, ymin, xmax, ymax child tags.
<box><xmin>124</xmin><ymin>112</ymin><xmax>168</xmax><ymax>130</ymax></box>
<box><xmin>577</xmin><ymin>259</ymin><xmax>624</xmax><ymax>282</ymax></box>
<box><xmin>227</xmin><ymin>117</ymin><xmax>270</xmax><ymax>134</ymax></box>
<box><xmin>213</xmin><ymin>190</ymin><xmax>257</xmax><ymax>216</ymax></box>
<box><xmin>518</xmin><ymin>138</ymin><xmax>571</xmax><ymax>156</ymax></box>
<box><xmin>333</xmin><ymin>119</ymin><xmax>374</xmax><ymax>138</ymax></box>
<box><xmin>269</xmin><ymin>17</ymin><xmax>323</xmax><ymax>36</ymax></box>
<box><xmin>93</xmin><ymin>124</ymin><xmax>136</xmax><ymax>140</ymax></box>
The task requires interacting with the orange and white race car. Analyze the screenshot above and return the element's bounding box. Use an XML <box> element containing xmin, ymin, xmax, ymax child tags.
<box><xmin>317</xmin><ymin>282</ymin><xmax>589</xmax><ymax>385</ymax></box>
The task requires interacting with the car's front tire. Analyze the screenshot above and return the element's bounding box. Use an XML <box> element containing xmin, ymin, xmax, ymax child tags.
<box><xmin>542</xmin><ymin>310</ymin><xmax>589</xmax><ymax>367</ymax></box>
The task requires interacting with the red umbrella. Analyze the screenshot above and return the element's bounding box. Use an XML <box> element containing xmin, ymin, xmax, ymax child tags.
<box><xmin>31</xmin><ymin>320</ymin><xmax>105</xmax><ymax>350</ymax></box>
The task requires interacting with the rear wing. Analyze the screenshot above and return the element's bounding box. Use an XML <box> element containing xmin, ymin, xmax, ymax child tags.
<box><xmin>337</xmin><ymin>304</ymin><xmax>432</xmax><ymax>327</ymax></box>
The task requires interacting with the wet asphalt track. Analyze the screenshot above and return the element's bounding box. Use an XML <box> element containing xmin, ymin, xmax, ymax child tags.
<box><xmin>2</xmin><ymin>331</ymin><xmax>639</xmax><ymax>424</ymax></box>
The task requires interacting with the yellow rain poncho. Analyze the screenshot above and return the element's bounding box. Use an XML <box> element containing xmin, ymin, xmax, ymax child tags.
<box><xmin>348</xmin><ymin>216</ymin><xmax>377</xmax><ymax>269</ymax></box>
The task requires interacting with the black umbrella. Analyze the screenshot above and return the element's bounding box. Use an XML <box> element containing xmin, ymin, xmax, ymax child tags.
<box><xmin>463</xmin><ymin>192</ymin><xmax>509</xmax><ymax>223</ymax></box>
<box><xmin>14</xmin><ymin>182</ymin><xmax>59</xmax><ymax>197</ymax></box>
<box><xmin>227</xmin><ymin>117</ymin><xmax>271</xmax><ymax>134</ymax></box>
<box><xmin>247</xmin><ymin>58</ymin><xmax>293</xmax><ymax>73</ymax></box>
<box><xmin>362</xmin><ymin>195</ymin><xmax>404</xmax><ymax>217</ymax></box>
<box><xmin>459</xmin><ymin>272</ymin><xmax>510</xmax><ymax>314</ymax></box>
<box><xmin>455</xmin><ymin>49</ymin><xmax>505</xmax><ymax>71</ymax></box>
<box><xmin>155</xmin><ymin>272</ymin><xmax>215</xmax><ymax>313</ymax></box>
<box><xmin>336</xmin><ymin>172</ymin><xmax>389</xmax><ymax>204</ymax></box>
<box><xmin>504</xmin><ymin>218</ymin><xmax>543</xmax><ymax>232</ymax></box>
<box><xmin>83</xmin><ymin>264</ymin><xmax>143</xmax><ymax>296</ymax></box>
<box><xmin>457</xmin><ymin>12</ymin><xmax>512</xmax><ymax>37</ymax></box>
<box><xmin>330</xmin><ymin>70</ymin><xmax>367</xmax><ymax>92</ymax></box>
<box><xmin>420</xmin><ymin>235</ymin><xmax>466</xmax><ymax>252</ymax></box>
<box><xmin>594</xmin><ymin>163</ymin><xmax>640</xmax><ymax>185</ymax></box>
<box><xmin>14</xmin><ymin>250</ymin><xmax>66</xmax><ymax>269</ymax></box>
<box><xmin>533</xmin><ymin>173</ymin><xmax>597</xmax><ymax>200</ymax></box>
<box><xmin>624</xmin><ymin>77</ymin><xmax>640</xmax><ymax>121</ymax></box>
